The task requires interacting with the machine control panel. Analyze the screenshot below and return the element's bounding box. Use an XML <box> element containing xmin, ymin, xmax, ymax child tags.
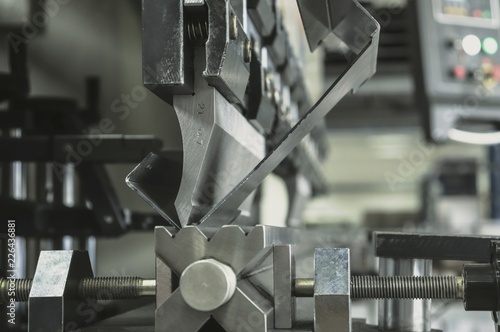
<box><xmin>415</xmin><ymin>0</ymin><xmax>500</xmax><ymax>141</ymax></box>
<box><xmin>429</xmin><ymin>0</ymin><xmax>500</xmax><ymax>89</ymax></box>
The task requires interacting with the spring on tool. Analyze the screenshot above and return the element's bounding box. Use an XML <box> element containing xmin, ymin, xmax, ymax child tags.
<box><xmin>186</xmin><ymin>19</ymin><xmax>209</xmax><ymax>42</ymax></box>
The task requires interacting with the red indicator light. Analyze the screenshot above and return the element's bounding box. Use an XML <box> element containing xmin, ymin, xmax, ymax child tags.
<box><xmin>493</xmin><ymin>65</ymin><xmax>500</xmax><ymax>81</ymax></box>
<box><xmin>454</xmin><ymin>65</ymin><xmax>467</xmax><ymax>79</ymax></box>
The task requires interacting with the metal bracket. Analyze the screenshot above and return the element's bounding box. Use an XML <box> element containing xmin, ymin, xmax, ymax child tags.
<box><xmin>273</xmin><ymin>244</ymin><xmax>295</xmax><ymax>329</ymax></box>
<box><xmin>314</xmin><ymin>248</ymin><xmax>351</xmax><ymax>332</ymax></box>
<box><xmin>154</xmin><ymin>225</ymin><xmax>296</xmax><ymax>331</ymax></box>
<box><xmin>28</xmin><ymin>250</ymin><xmax>94</xmax><ymax>332</ymax></box>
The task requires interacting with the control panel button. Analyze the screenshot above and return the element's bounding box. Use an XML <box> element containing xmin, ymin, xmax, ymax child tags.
<box><xmin>493</xmin><ymin>65</ymin><xmax>500</xmax><ymax>81</ymax></box>
<box><xmin>473</xmin><ymin>9</ymin><xmax>483</xmax><ymax>18</ymax></box>
<box><xmin>482</xmin><ymin>37</ymin><xmax>499</xmax><ymax>55</ymax></box>
<box><xmin>453</xmin><ymin>65</ymin><xmax>467</xmax><ymax>79</ymax></box>
<box><xmin>462</xmin><ymin>34</ymin><xmax>481</xmax><ymax>56</ymax></box>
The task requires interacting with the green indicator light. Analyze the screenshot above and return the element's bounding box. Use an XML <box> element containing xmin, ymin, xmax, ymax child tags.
<box><xmin>483</xmin><ymin>37</ymin><xmax>498</xmax><ymax>55</ymax></box>
<box><xmin>483</xmin><ymin>10</ymin><xmax>491</xmax><ymax>18</ymax></box>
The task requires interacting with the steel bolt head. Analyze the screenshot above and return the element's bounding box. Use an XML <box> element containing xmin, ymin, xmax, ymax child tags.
<box><xmin>243</xmin><ymin>39</ymin><xmax>252</xmax><ymax>63</ymax></box>
<box><xmin>180</xmin><ymin>259</ymin><xmax>237</xmax><ymax>312</ymax></box>
<box><xmin>230</xmin><ymin>15</ymin><xmax>238</xmax><ymax>40</ymax></box>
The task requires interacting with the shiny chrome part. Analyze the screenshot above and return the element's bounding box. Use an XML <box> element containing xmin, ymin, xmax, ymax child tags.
<box><xmin>314</xmin><ymin>248</ymin><xmax>351</xmax><ymax>332</ymax></box>
<box><xmin>180</xmin><ymin>259</ymin><xmax>237</xmax><ymax>312</ymax></box>
<box><xmin>59</xmin><ymin>163</ymin><xmax>80</xmax><ymax>253</ymax></box>
<box><xmin>295</xmin><ymin>278</ymin><xmax>314</xmax><ymax>298</ymax></box>
<box><xmin>140</xmin><ymin>279</ymin><xmax>157</xmax><ymax>297</ymax></box>
<box><xmin>86</xmin><ymin>236</ymin><xmax>97</xmax><ymax>273</ymax></box>
<box><xmin>154</xmin><ymin>225</ymin><xmax>296</xmax><ymax>331</ymax></box>
<box><xmin>62</xmin><ymin>163</ymin><xmax>76</xmax><ymax>207</ymax></box>
<box><xmin>230</xmin><ymin>0</ymin><xmax>247</xmax><ymax>31</ymax></box>
<box><xmin>184</xmin><ymin>0</ymin><xmax>205</xmax><ymax>6</ymax></box>
<box><xmin>230</xmin><ymin>14</ymin><xmax>238</xmax><ymax>40</ymax></box>
<box><xmin>378</xmin><ymin>258</ymin><xmax>432</xmax><ymax>332</ymax></box>
<box><xmin>243</xmin><ymin>38</ymin><xmax>252</xmax><ymax>63</ymax></box>
<box><xmin>10</xmin><ymin>128</ymin><xmax>27</xmax><ymax>200</ymax></box>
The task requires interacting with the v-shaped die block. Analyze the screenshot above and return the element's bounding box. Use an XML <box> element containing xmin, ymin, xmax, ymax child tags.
<box><xmin>154</xmin><ymin>225</ymin><xmax>296</xmax><ymax>332</ymax></box>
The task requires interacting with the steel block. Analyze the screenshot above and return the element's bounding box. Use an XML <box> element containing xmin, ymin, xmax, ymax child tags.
<box><xmin>28</xmin><ymin>250</ymin><xmax>93</xmax><ymax>332</ymax></box>
<box><xmin>314</xmin><ymin>248</ymin><xmax>351</xmax><ymax>332</ymax></box>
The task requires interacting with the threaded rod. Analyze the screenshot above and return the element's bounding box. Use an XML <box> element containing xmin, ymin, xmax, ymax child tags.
<box><xmin>0</xmin><ymin>277</ymin><xmax>155</xmax><ymax>303</ymax></box>
<box><xmin>2</xmin><ymin>275</ymin><xmax>464</xmax><ymax>303</ymax></box>
<box><xmin>294</xmin><ymin>276</ymin><xmax>463</xmax><ymax>299</ymax></box>
<box><xmin>351</xmin><ymin>276</ymin><xmax>463</xmax><ymax>299</ymax></box>
<box><xmin>78</xmin><ymin>277</ymin><xmax>156</xmax><ymax>300</ymax></box>
<box><xmin>0</xmin><ymin>278</ymin><xmax>32</xmax><ymax>303</ymax></box>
